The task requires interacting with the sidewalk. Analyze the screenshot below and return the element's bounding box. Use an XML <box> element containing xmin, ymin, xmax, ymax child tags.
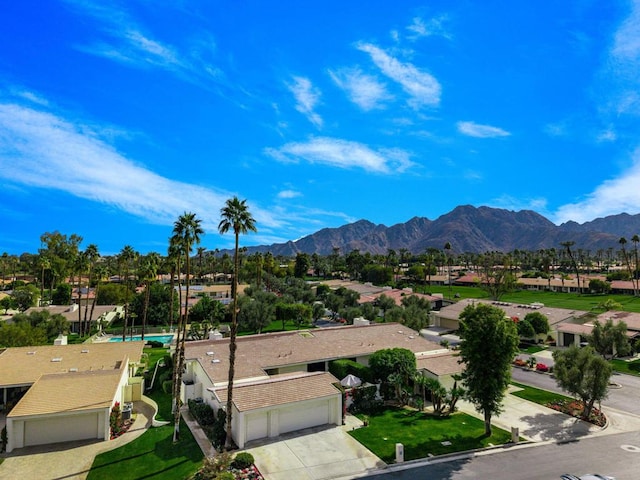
<box><xmin>180</xmin><ymin>406</ymin><xmax>217</xmax><ymax>457</ymax></box>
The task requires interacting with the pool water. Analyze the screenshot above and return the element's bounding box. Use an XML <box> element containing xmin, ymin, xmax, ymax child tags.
<box><xmin>109</xmin><ymin>334</ymin><xmax>175</xmax><ymax>344</ymax></box>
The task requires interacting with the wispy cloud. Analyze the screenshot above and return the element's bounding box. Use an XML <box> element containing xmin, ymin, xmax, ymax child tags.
<box><xmin>0</xmin><ymin>99</ymin><xmax>282</xmax><ymax>234</ymax></box>
<box><xmin>597</xmin><ymin>128</ymin><xmax>617</xmax><ymax>142</ymax></box>
<box><xmin>490</xmin><ymin>195</ymin><xmax>549</xmax><ymax>216</ymax></box>
<box><xmin>265</xmin><ymin>136</ymin><xmax>414</xmax><ymax>174</ymax></box>
<box><xmin>406</xmin><ymin>15</ymin><xmax>451</xmax><ymax>41</ymax></box>
<box><xmin>287</xmin><ymin>76</ymin><xmax>323</xmax><ymax>128</ymax></box>
<box><xmin>65</xmin><ymin>1</ymin><xmax>224</xmax><ymax>88</ymax></box>
<box><xmin>357</xmin><ymin>43</ymin><xmax>441</xmax><ymax>109</ymax></box>
<box><xmin>328</xmin><ymin>67</ymin><xmax>392</xmax><ymax>111</ymax></box>
<box><xmin>277</xmin><ymin>189</ymin><xmax>302</xmax><ymax>199</ymax></box>
<box><xmin>553</xmin><ymin>147</ymin><xmax>640</xmax><ymax>223</ymax></box>
<box><xmin>457</xmin><ymin>121</ymin><xmax>511</xmax><ymax>138</ymax></box>
<box><xmin>603</xmin><ymin>0</ymin><xmax>640</xmax><ymax>115</ymax></box>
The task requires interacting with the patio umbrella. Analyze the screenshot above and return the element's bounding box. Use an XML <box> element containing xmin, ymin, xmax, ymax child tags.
<box><xmin>340</xmin><ymin>374</ymin><xmax>362</xmax><ymax>388</ymax></box>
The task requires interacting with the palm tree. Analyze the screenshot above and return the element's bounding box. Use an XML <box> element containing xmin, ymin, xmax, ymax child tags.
<box><xmin>444</xmin><ymin>242</ymin><xmax>452</xmax><ymax>298</ymax></box>
<box><xmin>632</xmin><ymin>235</ymin><xmax>640</xmax><ymax>296</ymax></box>
<box><xmin>118</xmin><ymin>245</ymin><xmax>137</xmax><ymax>341</ymax></box>
<box><xmin>166</xmin><ymin>241</ymin><xmax>182</xmax><ymax>331</ymax></box>
<box><xmin>560</xmin><ymin>241</ymin><xmax>581</xmax><ymax>294</ymax></box>
<box><xmin>83</xmin><ymin>244</ymin><xmax>100</xmax><ymax>333</ymax></box>
<box><xmin>139</xmin><ymin>252</ymin><xmax>160</xmax><ymax>340</ymax></box>
<box><xmin>218</xmin><ymin>197</ymin><xmax>257</xmax><ymax>450</ymax></box>
<box><xmin>171</xmin><ymin>212</ymin><xmax>204</xmax><ymax>443</ymax></box>
<box><xmin>90</xmin><ymin>264</ymin><xmax>107</xmax><ymax>331</ymax></box>
<box><xmin>197</xmin><ymin>246</ymin><xmax>207</xmax><ymax>284</ymax></box>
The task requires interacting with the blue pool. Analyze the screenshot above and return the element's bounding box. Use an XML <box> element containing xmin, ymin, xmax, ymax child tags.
<box><xmin>109</xmin><ymin>334</ymin><xmax>175</xmax><ymax>344</ymax></box>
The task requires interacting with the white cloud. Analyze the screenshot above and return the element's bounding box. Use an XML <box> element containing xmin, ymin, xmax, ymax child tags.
<box><xmin>597</xmin><ymin>128</ymin><xmax>617</xmax><ymax>142</ymax></box>
<box><xmin>553</xmin><ymin>147</ymin><xmax>640</xmax><ymax>223</ymax></box>
<box><xmin>65</xmin><ymin>1</ymin><xmax>225</xmax><ymax>89</ymax></box>
<box><xmin>328</xmin><ymin>67</ymin><xmax>392</xmax><ymax>110</ymax></box>
<box><xmin>357</xmin><ymin>43</ymin><xmax>441</xmax><ymax>109</ymax></box>
<box><xmin>490</xmin><ymin>195</ymin><xmax>549</xmax><ymax>215</ymax></box>
<box><xmin>544</xmin><ymin>122</ymin><xmax>568</xmax><ymax>137</ymax></box>
<box><xmin>603</xmin><ymin>0</ymin><xmax>640</xmax><ymax>115</ymax></box>
<box><xmin>265</xmin><ymin>136</ymin><xmax>414</xmax><ymax>174</ymax></box>
<box><xmin>457</xmin><ymin>121</ymin><xmax>511</xmax><ymax>138</ymax></box>
<box><xmin>287</xmin><ymin>76</ymin><xmax>323</xmax><ymax>128</ymax></box>
<box><xmin>406</xmin><ymin>15</ymin><xmax>451</xmax><ymax>40</ymax></box>
<box><xmin>277</xmin><ymin>189</ymin><xmax>302</xmax><ymax>199</ymax></box>
<box><xmin>0</xmin><ymin>101</ymin><xmax>281</xmax><ymax>233</ymax></box>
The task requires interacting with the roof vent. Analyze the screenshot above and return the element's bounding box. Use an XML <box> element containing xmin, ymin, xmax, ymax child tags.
<box><xmin>81</xmin><ymin>349</ymin><xmax>89</xmax><ymax>353</ymax></box>
<box><xmin>69</xmin><ymin>368</ymin><xmax>78</xmax><ymax>372</ymax></box>
<box><xmin>211</xmin><ymin>359</ymin><xmax>221</xmax><ymax>363</ymax></box>
<box><xmin>27</xmin><ymin>351</ymin><xmax>36</xmax><ymax>355</ymax></box>
<box><xmin>206</xmin><ymin>351</ymin><xmax>215</xmax><ymax>356</ymax></box>
<box><xmin>51</xmin><ymin>357</ymin><xmax>62</xmax><ymax>362</ymax></box>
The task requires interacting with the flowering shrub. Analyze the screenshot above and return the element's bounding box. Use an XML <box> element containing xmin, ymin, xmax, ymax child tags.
<box><xmin>546</xmin><ymin>400</ymin><xmax>606</xmax><ymax>427</ymax></box>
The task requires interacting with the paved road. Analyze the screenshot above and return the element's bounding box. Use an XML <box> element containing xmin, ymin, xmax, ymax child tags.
<box><xmin>511</xmin><ymin>367</ymin><xmax>640</xmax><ymax>416</ymax></box>
<box><xmin>361</xmin><ymin>430</ymin><xmax>640</xmax><ymax>480</ymax></box>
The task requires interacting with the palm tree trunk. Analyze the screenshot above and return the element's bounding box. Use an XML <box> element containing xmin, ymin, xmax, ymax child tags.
<box><xmin>225</xmin><ymin>232</ymin><xmax>240</xmax><ymax>450</ymax></box>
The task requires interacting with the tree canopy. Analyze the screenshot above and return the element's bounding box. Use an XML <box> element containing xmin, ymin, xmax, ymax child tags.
<box><xmin>552</xmin><ymin>345</ymin><xmax>612</xmax><ymax>419</ymax></box>
<box><xmin>458</xmin><ymin>302</ymin><xmax>519</xmax><ymax>436</ymax></box>
<box><xmin>588</xmin><ymin>318</ymin><xmax>631</xmax><ymax>360</ymax></box>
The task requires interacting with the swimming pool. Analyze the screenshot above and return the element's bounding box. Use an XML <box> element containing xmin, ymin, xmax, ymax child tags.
<box><xmin>109</xmin><ymin>334</ymin><xmax>175</xmax><ymax>344</ymax></box>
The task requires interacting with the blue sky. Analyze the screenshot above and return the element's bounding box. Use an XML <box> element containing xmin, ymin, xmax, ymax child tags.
<box><xmin>2</xmin><ymin>1</ymin><xmax>640</xmax><ymax>256</ymax></box>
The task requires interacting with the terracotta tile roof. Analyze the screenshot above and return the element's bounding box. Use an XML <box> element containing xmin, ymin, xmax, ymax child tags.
<box><xmin>186</xmin><ymin>323</ymin><xmax>446</xmax><ymax>385</ymax></box>
<box><xmin>0</xmin><ymin>342</ymin><xmax>144</xmax><ymax>387</ymax></box>
<box><xmin>213</xmin><ymin>372</ymin><xmax>341</xmax><ymax>412</ymax></box>
<box><xmin>416</xmin><ymin>352</ymin><xmax>464</xmax><ymax>376</ymax></box>
<box><xmin>8</xmin><ymin>368</ymin><xmax>123</xmax><ymax>417</ymax></box>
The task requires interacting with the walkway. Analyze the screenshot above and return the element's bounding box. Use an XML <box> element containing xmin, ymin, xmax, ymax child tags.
<box><xmin>0</xmin><ymin>399</ymin><xmax>154</xmax><ymax>480</ymax></box>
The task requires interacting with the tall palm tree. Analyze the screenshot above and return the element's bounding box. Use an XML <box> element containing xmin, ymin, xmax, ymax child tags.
<box><xmin>90</xmin><ymin>264</ymin><xmax>107</xmax><ymax>331</ymax></box>
<box><xmin>171</xmin><ymin>212</ymin><xmax>204</xmax><ymax>443</ymax></box>
<box><xmin>561</xmin><ymin>241</ymin><xmax>581</xmax><ymax>294</ymax></box>
<box><xmin>119</xmin><ymin>245</ymin><xmax>137</xmax><ymax>341</ymax></box>
<box><xmin>444</xmin><ymin>242</ymin><xmax>452</xmax><ymax>298</ymax></box>
<box><xmin>632</xmin><ymin>235</ymin><xmax>640</xmax><ymax>296</ymax></box>
<box><xmin>139</xmin><ymin>252</ymin><xmax>160</xmax><ymax>341</ymax></box>
<box><xmin>83</xmin><ymin>244</ymin><xmax>100</xmax><ymax>333</ymax></box>
<box><xmin>218</xmin><ymin>197</ymin><xmax>257</xmax><ymax>450</ymax></box>
<box><xmin>197</xmin><ymin>246</ymin><xmax>207</xmax><ymax>284</ymax></box>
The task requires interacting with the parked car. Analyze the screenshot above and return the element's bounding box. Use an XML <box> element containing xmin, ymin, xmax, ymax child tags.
<box><xmin>560</xmin><ymin>474</ymin><xmax>615</xmax><ymax>480</ymax></box>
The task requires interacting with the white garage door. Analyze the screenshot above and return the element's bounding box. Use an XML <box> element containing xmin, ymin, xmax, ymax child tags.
<box><xmin>279</xmin><ymin>400</ymin><xmax>329</xmax><ymax>435</ymax></box>
<box><xmin>245</xmin><ymin>412</ymin><xmax>268</xmax><ymax>442</ymax></box>
<box><xmin>24</xmin><ymin>412</ymin><xmax>100</xmax><ymax>447</ymax></box>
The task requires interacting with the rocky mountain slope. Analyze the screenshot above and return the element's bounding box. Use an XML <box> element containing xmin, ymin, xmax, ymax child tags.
<box><xmin>246</xmin><ymin>205</ymin><xmax>638</xmax><ymax>256</ymax></box>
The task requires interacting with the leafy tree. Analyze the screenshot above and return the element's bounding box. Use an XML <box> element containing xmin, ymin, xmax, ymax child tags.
<box><xmin>375</xmin><ymin>294</ymin><xmax>396</xmax><ymax>322</ymax></box>
<box><xmin>0</xmin><ymin>322</ymin><xmax>48</xmax><ymax>347</ymax></box>
<box><xmin>0</xmin><ymin>295</ymin><xmax>15</xmax><ymax>314</ymax></box>
<box><xmin>130</xmin><ymin>283</ymin><xmax>178</xmax><ymax>327</ymax></box>
<box><xmin>293</xmin><ymin>253</ymin><xmax>311</xmax><ymax>278</ymax></box>
<box><xmin>524</xmin><ymin>311</ymin><xmax>549</xmax><ymax>336</ymax></box>
<box><xmin>218</xmin><ymin>196</ymin><xmax>257</xmax><ymax>450</ymax></box>
<box><xmin>588</xmin><ymin>319</ymin><xmax>631</xmax><ymax>360</ymax></box>
<box><xmin>238</xmin><ymin>291</ymin><xmax>276</xmax><ymax>333</ymax></box>
<box><xmin>517</xmin><ymin>319</ymin><xmax>535</xmax><ymax>339</ymax></box>
<box><xmin>12</xmin><ymin>285</ymin><xmax>39</xmax><ymax>311</ymax></box>
<box><xmin>52</xmin><ymin>283</ymin><xmax>72</xmax><ymax>305</ymax></box>
<box><xmin>589</xmin><ymin>279</ymin><xmax>611</xmax><ymax>294</ymax></box>
<box><xmin>312</xmin><ymin>302</ymin><xmax>325</xmax><ymax>323</ymax></box>
<box><xmin>96</xmin><ymin>283</ymin><xmax>131</xmax><ymax>305</ymax></box>
<box><xmin>477</xmin><ymin>252</ymin><xmax>517</xmax><ymax>300</ymax></box>
<box><xmin>458</xmin><ymin>303</ymin><xmax>519</xmax><ymax>436</ymax></box>
<box><xmin>369</xmin><ymin>348</ymin><xmax>417</xmax><ymax>403</ymax></box>
<box><xmin>188</xmin><ymin>295</ymin><xmax>226</xmax><ymax>325</ymax></box>
<box><xmin>552</xmin><ymin>345</ymin><xmax>612</xmax><ymax>419</ymax></box>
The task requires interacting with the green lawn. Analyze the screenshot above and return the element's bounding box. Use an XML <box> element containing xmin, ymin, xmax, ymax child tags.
<box><xmin>610</xmin><ymin>358</ymin><xmax>640</xmax><ymax>376</ymax></box>
<box><xmin>520</xmin><ymin>345</ymin><xmax>547</xmax><ymax>354</ymax></box>
<box><xmin>348</xmin><ymin>408</ymin><xmax>512</xmax><ymax>463</ymax></box>
<box><xmin>87</xmin><ymin>422</ymin><xmax>202</xmax><ymax>480</ymax></box>
<box><xmin>510</xmin><ymin>381</ymin><xmax>572</xmax><ymax>405</ymax></box>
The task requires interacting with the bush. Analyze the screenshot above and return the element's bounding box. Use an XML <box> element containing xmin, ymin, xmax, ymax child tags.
<box><xmin>232</xmin><ymin>452</ymin><xmax>255</xmax><ymax>469</ymax></box>
<box><xmin>349</xmin><ymin>385</ymin><xmax>382</xmax><ymax>415</ymax></box>
<box><xmin>188</xmin><ymin>400</ymin><xmax>215</xmax><ymax>426</ymax></box>
<box><xmin>329</xmin><ymin>359</ymin><xmax>373</xmax><ymax>384</ymax></box>
<box><xmin>147</xmin><ymin>340</ymin><xmax>164</xmax><ymax>348</ymax></box>
<box><xmin>211</xmin><ymin>408</ymin><xmax>227</xmax><ymax>449</ymax></box>
<box><xmin>163</xmin><ymin>354</ymin><xmax>173</xmax><ymax>369</ymax></box>
<box><xmin>162</xmin><ymin>379</ymin><xmax>173</xmax><ymax>394</ymax></box>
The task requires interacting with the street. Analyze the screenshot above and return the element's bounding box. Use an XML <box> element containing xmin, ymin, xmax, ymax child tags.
<box><xmin>363</xmin><ymin>430</ymin><xmax>640</xmax><ymax>480</ymax></box>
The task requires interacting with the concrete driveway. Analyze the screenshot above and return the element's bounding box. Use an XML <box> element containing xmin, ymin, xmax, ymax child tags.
<box><xmin>246</xmin><ymin>416</ymin><xmax>385</xmax><ymax>480</ymax></box>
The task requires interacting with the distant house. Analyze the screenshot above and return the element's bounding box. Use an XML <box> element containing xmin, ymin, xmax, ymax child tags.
<box><xmin>556</xmin><ymin>310</ymin><xmax>640</xmax><ymax>348</ymax></box>
<box><xmin>21</xmin><ymin>304</ymin><xmax>123</xmax><ymax>334</ymax></box>
<box><xmin>182</xmin><ymin>323</ymin><xmax>458</xmax><ymax>448</ymax></box>
<box><xmin>431</xmin><ymin>298</ymin><xmax>589</xmax><ymax>333</ymax></box>
<box><xmin>1</xmin><ymin>342</ymin><xmax>144</xmax><ymax>452</ymax></box>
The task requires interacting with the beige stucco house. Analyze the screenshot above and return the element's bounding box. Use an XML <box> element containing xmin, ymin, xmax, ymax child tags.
<box><xmin>1</xmin><ymin>342</ymin><xmax>144</xmax><ymax>452</ymax></box>
<box><xmin>182</xmin><ymin>323</ymin><xmax>457</xmax><ymax>448</ymax></box>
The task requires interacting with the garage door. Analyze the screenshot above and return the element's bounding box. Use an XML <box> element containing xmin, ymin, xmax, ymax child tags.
<box><xmin>245</xmin><ymin>412</ymin><xmax>268</xmax><ymax>442</ymax></box>
<box><xmin>24</xmin><ymin>412</ymin><xmax>100</xmax><ymax>447</ymax></box>
<box><xmin>279</xmin><ymin>400</ymin><xmax>329</xmax><ymax>435</ymax></box>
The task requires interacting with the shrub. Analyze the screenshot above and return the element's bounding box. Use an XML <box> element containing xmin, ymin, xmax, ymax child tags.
<box><xmin>232</xmin><ymin>452</ymin><xmax>255</xmax><ymax>469</ymax></box>
<box><xmin>349</xmin><ymin>385</ymin><xmax>382</xmax><ymax>415</ymax></box>
<box><xmin>188</xmin><ymin>400</ymin><xmax>215</xmax><ymax>426</ymax></box>
<box><xmin>163</xmin><ymin>354</ymin><xmax>173</xmax><ymax>369</ymax></box>
<box><xmin>162</xmin><ymin>379</ymin><xmax>173</xmax><ymax>394</ymax></box>
<box><xmin>210</xmin><ymin>408</ymin><xmax>227</xmax><ymax>449</ymax></box>
<box><xmin>147</xmin><ymin>340</ymin><xmax>164</xmax><ymax>348</ymax></box>
<box><xmin>329</xmin><ymin>359</ymin><xmax>373</xmax><ymax>384</ymax></box>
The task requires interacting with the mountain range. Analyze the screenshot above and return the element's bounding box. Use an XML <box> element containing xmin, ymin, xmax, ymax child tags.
<box><xmin>244</xmin><ymin>205</ymin><xmax>640</xmax><ymax>256</ymax></box>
